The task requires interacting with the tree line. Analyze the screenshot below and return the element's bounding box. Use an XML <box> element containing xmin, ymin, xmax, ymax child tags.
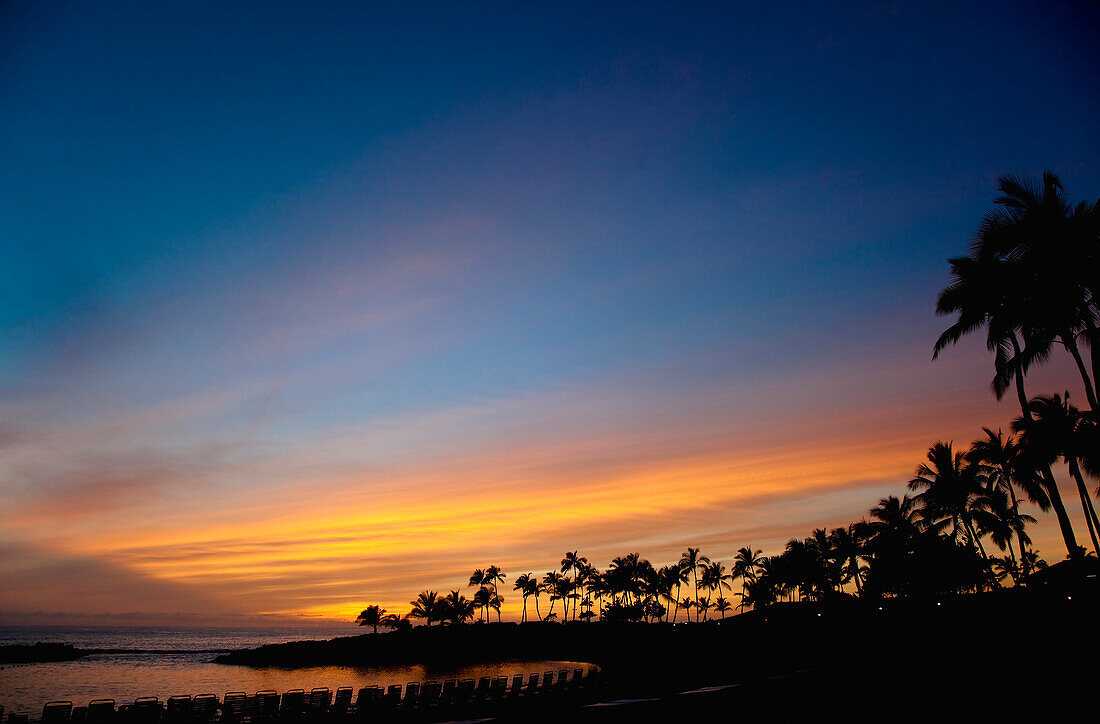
<box><xmin>357</xmin><ymin>171</ymin><xmax>1098</xmax><ymax>629</ymax></box>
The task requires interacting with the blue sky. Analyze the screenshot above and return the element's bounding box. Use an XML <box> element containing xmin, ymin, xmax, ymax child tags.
<box><xmin>1</xmin><ymin>1</ymin><xmax>1098</xmax><ymax>623</ymax></box>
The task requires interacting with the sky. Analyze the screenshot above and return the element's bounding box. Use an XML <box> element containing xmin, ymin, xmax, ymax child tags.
<box><xmin>1</xmin><ymin>1</ymin><xmax>1098</xmax><ymax>626</ymax></box>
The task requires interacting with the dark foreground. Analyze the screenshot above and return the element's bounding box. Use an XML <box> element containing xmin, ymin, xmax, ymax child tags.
<box><xmin>9</xmin><ymin>577</ymin><xmax>1097</xmax><ymax>722</ymax></box>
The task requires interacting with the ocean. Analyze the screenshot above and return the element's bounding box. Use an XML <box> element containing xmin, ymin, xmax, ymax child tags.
<box><xmin>0</xmin><ymin>626</ymin><xmax>586</xmax><ymax>716</ymax></box>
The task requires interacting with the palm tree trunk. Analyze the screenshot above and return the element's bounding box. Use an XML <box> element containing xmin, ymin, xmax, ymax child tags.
<box><xmin>1068</xmin><ymin>458</ymin><xmax>1100</xmax><ymax>556</ymax></box>
<box><xmin>1061</xmin><ymin>333</ymin><xmax>1099</xmax><ymax>413</ymax></box>
<box><xmin>692</xmin><ymin>571</ymin><xmax>699</xmax><ymax>622</ymax></box>
<box><xmin>534</xmin><ymin>594</ymin><xmax>541</xmax><ymax>621</ymax></box>
<box><xmin>1011</xmin><ymin>340</ymin><xmax>1081</xmax><ymax>558</ymax></box>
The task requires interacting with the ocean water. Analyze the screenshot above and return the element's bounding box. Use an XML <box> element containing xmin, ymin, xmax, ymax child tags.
<box><xmin>0</xmin><ymin>626</ymin><xmax>587</xmax><ymax>716</ymax></box>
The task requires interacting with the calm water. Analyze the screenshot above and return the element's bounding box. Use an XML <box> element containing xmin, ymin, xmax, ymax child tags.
<box><xmin>0</xmin><ymin>626</ymin><xmax>588</xmax><ymax>715</ymax></box>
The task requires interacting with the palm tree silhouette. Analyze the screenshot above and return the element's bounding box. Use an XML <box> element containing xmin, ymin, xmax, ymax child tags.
<box><xmin>909</xmin><ymin>443</ymin><xmax>985</xmax><ymax>554</ymax></box>
<box><xmin>513</xmin><ymin>573</ymin><xmax>536</xmax><ymax>623</ymax></box>
<box><xmin>474</xmin><ymin>586</ymin><xmax>493</xmax><ymax>622</ymax></box>
<box><xmin>732</xmin><ymin>547</ymin><xmax>763</xmax><ymax>611</ymax></box>
<box><xmin>408</xmin><ymin>591</ymin><xmax>440</xmax><ymax>626</ymax></box>
<box><xmin>542</xmin><ymin>571</ymin><xmax>564</xmax><ymax>622</ymax></box>
<box><xmin>1015</xmin><ymin>393</ymin><xmax>1100</xmax><ymax>556</ymax></box>
<box><xmin>829</xmin><ymin>526</ymin><xmax>865</xmax><ymax>596</ymax></box>
<box><xmin>442</xmin><ymin>589</ymin><xmax>475</xmax><ymax>624</ymax></box>
<box><xmin>700</xmin><ymin>560</ymin><xmax>732</xmax><ymax>607</ymax></box>
<box><xmin>679</xmin><ymin>548</ymin><xmax>710</xmax><ymax>622</ymax></box>
<box><xmin>933</xmin><ymin>177</ymin><xmax>1087</xmax><ymax>558</ymax></box>
<box><xmin>714</xmin><ymin>596</ymin><xmax>732</xmax><ymax>618</ymax></box>
<box><xmin>560</xmin><ymin>551</ymin><xmax>589</xmax><ymax>622</ymax></box>
<box><xmin>355</xmin><ymin>605</ymin><xmax>387</xmax><ymax>633</ymax></box>
<box><xmin>968</xmin><ymin>428</ymin><xmax>1049</xmax><ymax>562</ymax></box>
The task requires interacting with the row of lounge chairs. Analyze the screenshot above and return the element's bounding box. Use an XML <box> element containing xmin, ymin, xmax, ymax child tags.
<box><xmin>6</xmin><ymin>667</ymin><xmax>601</xmax><ymax>724</ymax></box>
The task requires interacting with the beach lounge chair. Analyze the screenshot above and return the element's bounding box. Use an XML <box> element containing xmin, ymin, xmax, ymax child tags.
<box><xmin>438</xmin><ymin>680</ymin><xmax>456</xmax><ymax>705</ymax></box>
<box><xmin>455</xmin><ymin>679</ymin><xmax>475</xmax><ymax>703</ymax></box>
<box><xmin>222</xmin><ymin>693</ymin><xmax>247</xmax><ymax>724</ymax></box>
<box><xmin>380</xmin><ymin>685</ymin><xmax>401</xmax><ymax>714</ymax></box>
<box><xmin>489</xmin><ymin>677</ymin><xmax>508</xmax><ymax>701</ymax></box>
<box><xmin>522</xmin><ymin>673</ymin><xmax>540</xmax><ymax>696</ymax></box>
<box><xmin>571</xmin><ymin>668</ymin><xmax>583</xmax><ymax>687</ymax></box>
<box><xmin>555</xmin><ymin>669</ymin><xmax>569</xmax><ymax>690</ymax></box>
<box><xmin>132</xmin><ymin>698</ymin><xmax>161</xmax><ymax>724</ymax></box>
<box><xmin>509</xmin><ymin>675</ymin><xmax>524</xmax><ymax>698</ymax></box>
<box><xmin>420</xmin><ymin>682</ymin><xmax>441</xmax><ymax>708</ymax></box>
<box><xmin>306</xmin><ymin>688</ymin><xmax>331</xmax><ymax>717</ymax></box>
<box><xmin>87</xmin><ymin>700</ymin><xmax>115</xmax><ymax>724</ymax></box>
<box><xmin>539</xmin><ymin>672</ymin><xmax>555</xmax><ymax>694</ymax></box>
<box><xmin>331</xmin><ymin>688</ymin><xmax>352</xmax><ymax>716</ymax></box>
<box><xmin>279</xmin><ymin>690</ymin><xmax>305</xmax><ymax>720</ymax></box>
<box><xmin>473</xmin><ymin>677</ymin><xmax>491</xmax><ymax>702</ymax></box>
<box><xmin>41</xmin><ymin>701</ymin><xmax>72</xmax><ymax>724</ymax></box>
<box><xmin>253</xmin><ymin>692</ymin><xmax>278</xmax><ymax>722</ymax></box>
<box><xmin>401</xmin><ymin>682</ymin><xmax>420</xmax><ymax>708</ymax></box>
<box><xmin>351</xmin><ymin>688</ymin><xmax>381</xmax><ymax>720</ymax></box>
<box><xmin>164</xmin><ymin>696</ymin><xmax>191</xmax><ymax>724</ymax></box>
<box><xmin>69</xmin><ymin>707</ymin><xmax>87</xmax><ymax>724</ymax></box>
<box><xmin>190</xmin><ymin>695</ymin><xmax>218</xmax><ymax>724</ymax></box>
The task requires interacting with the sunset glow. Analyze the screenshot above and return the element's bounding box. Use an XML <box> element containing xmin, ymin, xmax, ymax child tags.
<box><xmin>2</xmin><ymin>2</ymin><xmax>1098</xmax><ymax>628</ymax></box>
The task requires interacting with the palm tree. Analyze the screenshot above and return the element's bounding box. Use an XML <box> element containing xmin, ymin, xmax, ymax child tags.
<box><xmin>971</xmin><ymin>487</ymin><xmax>1036</xmax><ymax>577</ymax></box>
<box><xmin>700</xmin><ymin>560</ymin><xmax>732</xmax><ymax>606</ymax></box>
<box><xmin>714</xmin><ymin>596</ymin><xmax>732</xmax><ymax>618</ymax></box>
<box><xmin>542</xmin><ymin>571</ymin><xmax>564</xmax><ymax>621</ymax></box>
<box><xmin>933</xmin><ymin>176</ymin><xmax>1088</xmax><ymax>558</ymax></box>
<box><xmin>513</xmin><ymin>574</ymin><xmax>536</xmax><ymax>622</ymax></box>
<box><xmin>472</xmin><ymin>586</ymin><xmax>492</xmax><ymax>623</ymax></box>
<box><xmin>483</xmin><ymin>565</ymin><xmax>506</xmax><ymax>618</ymax></box>
<box><xmin>979</xmin><ymin>173</ymin><xmax>1099</xmax><ymax>412</ymax></box>
<box><xmin>868</xmin><ymin>495</ymin><xmax>922</xmax><ymax>543</ymax></box>
<box><xmin>408</xmin><ymin>591</ymin><xmax>439</xmax><ymax>626</ymax></box>
<box><xmin>356</xmin><ymin>605</ymin><xmax>387</xmax><ymax>633</ymax></box>
<box><xmin>732</xmin><ymin>547</ymin><xmax>764</xmax><ymax>611</ymax></box>
<box><xmin>829</xmin><ymin>526</ymin><xmax>865</xmax><ymax>596</ymax></box>
<box><xmin>560</xmin><ymin>551</ymin><xmax>588</xmax><ymax>622</ymax></box>
<box><xmin>1015</xmin><ymin>394</ymin><xmax>1100</xmax><ymax>556</ymax></box>
<box><xmin>679</xmin><ymin>548</ymin><xmax>710</xmax><ymax>622</ymax></box>
<box><xmin>442</xmin><ymin>590</ymin><xmax>475</xmax><ymax>624</ymax></box>
<box><xmin>667</xmin><ymin>561</ymin><xmax>690</xmax><ymax>622</ymax></box>
<box><xmin>909</xmin><ymin>443</ymin><xmax>985</xmax><ymax>554</ymax></box>
<box><xmin>968</xmin><ymin>428</ymin><xmax>1050</xmax><ymax>560</ymax></box>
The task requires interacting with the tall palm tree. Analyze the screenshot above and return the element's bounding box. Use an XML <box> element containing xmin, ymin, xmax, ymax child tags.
<box><xmin>1015</xmin><ymin>394</ymin><xmax>1100</xmax><ymax>556</ymax></box>
<box><xmin>480</xmin><ymin>566</ymin><xmax>506</xmax><ymax>622</ymax></box>
<box><xmin>829</xmin><ymin>526</ymin><xmax>865</xmax><ymax>596</ymax></box>
<box><xmin>667</xmin><ymin>561</ymin><xmax>690</xmax><ymax>622</ymax></box>
<box><xmin>408</xmin><ymin>591</ymin><xmax>439</xmax><ymax>626</ymax></box>
<box><xmin>442</xmin><ymin>590</ymin><xmax>475</xmax><ymax>624</ymax></box>
<box><xmin>732</xmin><ymin>547</ymin><xmax>764</xmax><ymax>611</ymax></box>
<box><xmin>542</xmin><ymin>571</ymin><xmax>564</xmax><ymax>621</ymax></box>
<box><xmin>560</xmin><ymin>551</ymin><xmax>588</xmax><ymax>622</ymax></box>
<box><xmin>977</xmin><ymin>173</ymin><xmax>1099</xmax><ymax>412</ymax></box>
<box><xmin>513</xmin><ymin>574</ymin><xmax>536</xmax><ymax>622</ymax></box>
<box><xmin>933</xmin><ymin>175</ymin><xmax>1089</xmax><ymax>558</ymax></box>
<box><xmin>971</xmin><ymin>487</ymin><xmax>1036</xmax><ymax>576</ymax></box>
<box><xmin>909</xmin><ymin>443</ymin><xmax>984</xmax><ymax>552</ymax></box>
<box><xmin>714</xmin><ymin>597</ymin><xmax>732</xmax><ymax>618</ymax></box>
<box><xmin>472</xmin><ymin>586</ymin><xmax>492</xmax><ymax>623</ymax></box>
<box><xmin>967</xmin><ymin>428</ymin><xmax>1050</xmax><ymax>561</ymax></box>
<box><xmin>356</xmin><ymin>605</ymin><xmax>387</xmax><ymax>633</ymax></box>
<box><xmin>700</xmin><ymin>560</ymin><xmax>732</xmax><ymax>605</ymax></box>
<box><xmin>679</xmin><ymin>548</ymin><xmax>710</xmax><ymax>621</ymax></box>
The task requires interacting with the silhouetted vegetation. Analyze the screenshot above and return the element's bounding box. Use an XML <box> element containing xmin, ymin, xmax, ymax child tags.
<box><xmin>348</xmin><ymin>173</ymin><xmax>1097</xmax><ymax>628</ymax></box>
